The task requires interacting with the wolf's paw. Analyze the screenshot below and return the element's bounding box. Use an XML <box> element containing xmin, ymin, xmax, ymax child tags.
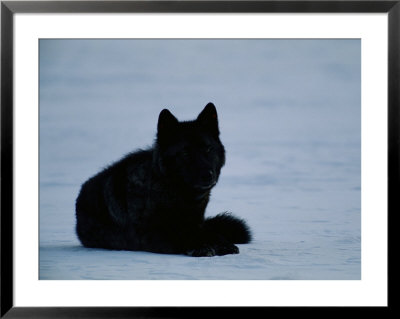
<box><xmin>214</xmin><ymin>243</ymin><xmax>239</xmax><ymax>256</ymax></box>
<box><xmin>185</xmin><ymin>246</ymin><xmax>216</xmax><ymax>257</ymax></box>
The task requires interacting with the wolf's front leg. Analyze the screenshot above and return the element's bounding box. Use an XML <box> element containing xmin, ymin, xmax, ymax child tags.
<box><xmin>212</xmin><ymin>241</ymin><xmax>239</xmax><ymax>256</ymax></box>
<box><xmin>184</xmin><ymin>231</ymin><xmax>239</xmax><ymax>257</ymax></box>
<box><xmin>185</xmin><ymin>242</ymin><xmax>239</xmax><ymax>257</ymax></box>
<box><xmin>185</xmin><ymin>245</ymin><xmax>217</xmax><ymax>257</ymax></box>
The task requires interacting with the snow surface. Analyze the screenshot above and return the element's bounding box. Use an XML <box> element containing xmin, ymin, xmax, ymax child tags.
<box><xmin>39</xmin><ymin>39</ymin><xmax>361</xmax><ymax>280</ymax></box>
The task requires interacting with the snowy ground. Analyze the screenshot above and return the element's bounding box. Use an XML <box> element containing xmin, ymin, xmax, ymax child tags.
<box><xmin>39</xmin><ymin>39</ymin><xmax>361</xmax><ymax>280</ymax></box>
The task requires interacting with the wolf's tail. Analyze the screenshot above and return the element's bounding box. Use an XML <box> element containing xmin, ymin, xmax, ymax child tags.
<box><xmin>204</xmin><ymin>212</ymin><xmax>252</xmax><ymax>244</ymax></box>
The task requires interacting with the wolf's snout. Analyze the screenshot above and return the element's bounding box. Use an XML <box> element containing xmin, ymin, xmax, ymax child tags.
<box><xmin>202</xmin><ymin>170</ymin><xmax>214</xmax><ymax>182</ymax></box>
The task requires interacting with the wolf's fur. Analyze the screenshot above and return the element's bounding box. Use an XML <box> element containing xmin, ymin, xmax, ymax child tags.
<box><xmin>75</xmin><ymin>103</ymin><xmax>251</xmax><ymax>256</ymax></box>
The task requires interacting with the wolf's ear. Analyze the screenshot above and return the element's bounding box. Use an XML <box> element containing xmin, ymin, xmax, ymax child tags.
<box><xmin>197</xmin><ymin>102</ymin><xmax>219</xmax><ymax>136</ymax></box>
<box><xmin>157</xmin><ymin>109</ymin><xmax>178</xmax><ymax>138</ymax></box>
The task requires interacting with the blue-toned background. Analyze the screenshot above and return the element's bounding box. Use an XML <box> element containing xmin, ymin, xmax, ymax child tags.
<box><xmin>39</xmin><ymin>39</ymin><xmax>360</xmax><ymax>279</ymax></box>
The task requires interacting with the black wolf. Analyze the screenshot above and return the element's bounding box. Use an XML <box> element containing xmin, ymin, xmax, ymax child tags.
<box><xmin>75</xmin><ymin>103</ymin><xmax>251</xmax><ymax>257</ymax></box>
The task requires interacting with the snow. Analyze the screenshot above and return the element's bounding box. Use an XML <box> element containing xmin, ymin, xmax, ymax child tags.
<box><xmin>39</xmin><ymin>39</ymin><xmax>361</xmax><ymax>280</ymax></box>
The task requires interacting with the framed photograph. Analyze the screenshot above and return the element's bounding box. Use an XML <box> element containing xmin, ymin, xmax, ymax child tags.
<box><xmin>1</xmin><ymin>0</ymin><xmax>396</xmax><ymax>317</ymax></box>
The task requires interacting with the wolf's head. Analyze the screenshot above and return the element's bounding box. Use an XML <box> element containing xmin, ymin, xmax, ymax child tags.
<box><xmin>155</xmin><ymin>103</ymin><xmax>226</xmax><ymax>192</ymax></box>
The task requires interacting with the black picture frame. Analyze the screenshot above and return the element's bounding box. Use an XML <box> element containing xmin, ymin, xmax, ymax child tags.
<box><xmin>1</xmin><ymin>0</ymin><xmax>396</xmax><ymax>317</ymax></box>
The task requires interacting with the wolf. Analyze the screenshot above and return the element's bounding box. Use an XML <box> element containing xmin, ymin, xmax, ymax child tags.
<box><xmin>75</xmin><ymin>103</ymin><xmax>251</xmax><ymax>257</ymax></box>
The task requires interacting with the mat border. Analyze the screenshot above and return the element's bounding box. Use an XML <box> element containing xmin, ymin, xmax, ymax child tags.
<box><xmin>1</xmin><ymin>1</ymin><xmax>396</xmax><ymax>317</ymax></box>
